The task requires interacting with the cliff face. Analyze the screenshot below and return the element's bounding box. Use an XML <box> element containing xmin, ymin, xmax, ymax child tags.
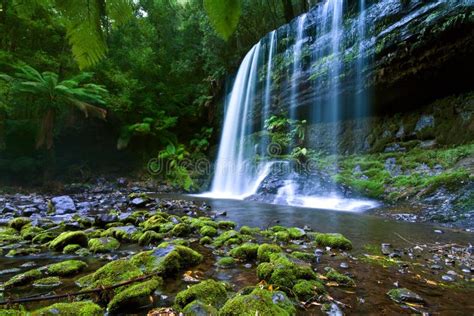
<box><xmin>254</xmin><ymin>0</ymin><xmax>474</xmax><ymax>119</ymax></box>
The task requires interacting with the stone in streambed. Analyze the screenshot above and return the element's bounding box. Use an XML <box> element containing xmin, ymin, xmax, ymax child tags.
<box><xmin>33</xmin><ymin>276</ymin><xmax>62</xmax><ymax>288</ymax></box>
<box><xmin>138</xmin><ymin>231</ymin><xmax>164</xmax><ymax>246</ymax></box>
<box><xmin>182</xmin><ymin>300</ymin><xmax>218</xmax><ymax>316</ymax></box>
<box><xmin>293</xmin><ymin>280</ymin><xmax>325</xmax><ymax>301</ymax></box>
<box><xmin>49</xmin><ymin>231</ymin><xmax>88</xmax><ymax>251</ymax></box>
<box><xmin>6</xmin><ymin>247</ymin><xmax>41</xmax><ymax>257</ymax></box>
<box><xmin>314</xmin><ymin>233</ymin><xmax>352</xmax><ymax>250</ymax></box>
<box><xmin>47</xmin><ymin>260</ymin><xmax>88</xmax><ymax>276</ymax></box>
<box><xmin>107</xmin><ymin>277</ymin><xmax>163</xmax><ymax>314</ymax></box>
<box><xmin>32</xmin><ymin>301</ymin><xmax>102</xmax><ymax>315</ymax></box>
<box><xmin>8</xmin><ymin>217</ymin><xmax>30</xmax><ymax>230</ymax></box>
<box><xmin>88</xmin><ymin>237</ymin><xmax>120</xmax><ymax>253</ymax></box>
<box><xmin>4</xmin><ymin>269</ymin><xmax>42</xmax><ymax>288</ymax></box>
<box><xmin>174</xmin><ymin>279</ymin><xmax>228</xmax><ymax>311</ymax></box>
<box><xmin>257</xmin><ymin>244</ymin><xmax>282</xmax><ymax>262</ymax></box>
<box><xmin>50</xmin><ymin>195</ymin><xmax>76</xmax><ymax>215</ymax></box>
<box><xmin>216</xmin><ymin>257</ymin><xmax>236</xmax><ymax>268</ymax></box>
<box><xmin>229</xmin><ymin>243</ymin><xmax>259</xmax><ymax>260</ymax></box>
<box><xmin>387</xmin><ymin>288</ymin><xmax>425</xmax><ymax>304</ymax></box>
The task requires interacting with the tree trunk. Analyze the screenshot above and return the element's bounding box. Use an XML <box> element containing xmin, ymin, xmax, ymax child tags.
<box><xmin>282</xmin><ymin>0</ymin><xmax>294</xmax><ymax>23</ymax></box>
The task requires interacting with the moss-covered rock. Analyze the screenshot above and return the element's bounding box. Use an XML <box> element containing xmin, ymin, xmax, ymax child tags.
<box><xmin>170</xmin><ymin>223</ymin><xmax>192</xmax><ymax>237</ymax></box>
<box><xmin>100</xmin><ymin>225</ymin><xmax>138</xmax><ymax>242</ymax></box>
<box><xmin>274</xmin><ymin>231</ymin><xmax>290</xmax><ymax>242</ymax></box>
<box><xmin>213</xmin><ymin>230</ymin><xmax>243</xmax><ymax>247</ymax></box>
<box><xmin>88</xmin><ymin>237</ymin><xmax>120</xmax><ymax>253</ymax></box>
<box><xmin>229</xmin><ymin>243</ymin><xmax>259</xmax><ymax>260</ymax></box>
<box><xmin>175</xmin><ymin>279</ymin><xmax>228</xmax><ymax>310</ymax></box>
<box><xmin>4</xmin><ymin>269</ymin><xmax>42</xmax><ymax>288</ymax></box>
<box><xmin>239</xmin><ymin>226</ymin><xmax>260</xmax><ymax>235</ymax></box>
<box><xmin>138</xmin><ymin>230</ymin><xmax>164</xmax><ymax>246</ymax></box>
<box><xmin>219</xmin><ymin>288</ymin><xmax>295</xmax><ymax>316</ymax></box>
<box><xmin>8</xmin><ymin>217</ymin><xmax>30</xmax><ymax>230</ymax></box>
<box><xmin>200</xmin><ymin>225</ymin><xmax>218</xmax><ymax>237</ymax></box>
<box><xmin>216</xmin><ymin>257</ymin><xmax>236</xmax><ymax>268</ymax></box>
<box><xmin>182</xmin><ymin>300</ymin><xmax>218</xmax><ymax>316</ymax></box>
<box><xmin>291</xmin><ymin>251</ymin><xmax>314</xmax><ymax>261</ymax></box>
<box><xmin>107</xmin><ymin>277</ymin><xmax>163</xmax><ymax>314</ymax></box>
<box><xmin>287</xmin><ymin>227</ymin><xmax>305</xmax><ymax>239</ymax></box>
<box><xmin>79</xmin><ymin>259</ymin><xmax>143</xmax><ymax>291</ymax></box>
<box><xmin>63</xmin><ymin>244</ymin><xmax>81</xmax><ymax>254</ymax></box>
<box><xmin>199</xmin><ymin>236</ymin><xmax>212</xmax><ymax>245</ymax></box>
<box><xmin>20</xmin><ymin>226</ymin><xmax>44</xmax><ymax>240</ymax></box>
<box><xmin>32</xmin><ymin>301</ymin><xmax>102</xmax><ymax>316</ymax></box>
<box><xmin>217</xmin><ymin>221</ymin><xmax>236</xmax><ymax>230</ymax></box>
<box><xmin>0</xmin><ymin>227</ymin><xmax>23</xmax><ymax>244</ymax></box>
<box><xmin>314</xmin><ymin>233</ymin><xmax>352</xmax><ymax>250</ymax></box>
<box><xmin>32</xmin><ymin>232</ymin><xmax>56</xmax><ymax>244</ymax></box>
<box><xmin>293</xmin><ymin>280</ymin><xmax>325</xmax><ymax>301</ymax></box>
<box><xmin>0</xmin><ymin>310</ymin><xmax>24</xmax><ymax>316</ymax></box>
<box><xmin>257</xmin><ymin>244</ymin><xmax>282</xmax><ymax>262</ymax></box>
<box><xmin>387</xmin><ymin>288</ymin><xmax>425</xmax><ymax>303</ymax></box>
<box><xmin>6</xmin><ymin>247</ymin><xmax>41</xmax><ymax>257</ymax></box>
<box><xmin>130</xmin><ymin>244</ymin><xmax>202</xmax><ymax>275</ymax></box>
<box><xmin>47</xmin><ymin>260</ymin><xmax>88</xmax><ymax>276</ymax></box>
<box><xmin>140</xmin><ymin>214</ymin><xmax>169</xmax><ymax>231</ymax></box>
<box><xmin>49</xmin><ymin>231</ymin><xmax>88</xmax><ymax>251</ymax></box>
<box><xmin>325</xmin><ymin>268</ymin><xmax>355</xmax><ymax>287</ymax></box>
<box><xmin>32</xmin><ymin>277</ymin><xmax>62</xmax><ymax>288</ymax></box>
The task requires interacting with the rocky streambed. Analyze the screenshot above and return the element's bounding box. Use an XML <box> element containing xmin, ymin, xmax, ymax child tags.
<box><xmin>0</xmin><ymin>182</ymin><xmax>472</xmax><ymax>315</ymax></box>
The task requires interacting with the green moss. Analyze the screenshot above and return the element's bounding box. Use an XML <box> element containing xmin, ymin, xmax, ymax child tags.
<box><xmin>229</xmin><ymin>243</ymin><xmax>259</xmax><ymax>260</ymax></box>
<box><xmin>20</xmin><ymin>226</ymin><xmax>44</xmax><ymax>240</ymax></box>
<box><xmin>107</xmin><ymin>277</ymin><xmax>163</xmax><ymax>313</ymax></box>
<box><xmin>239</xmin><ymin>226</ymin><xmax>260</xmax><ymax>235</ymax></box>
<box><xmin>213</xmin><ymin>230</ymin><xmax>242</xmax><ymax>247</ymax></box>
<box><xmin>138</xmin><ymin>230</ymin><xmax>164</xmax><ymax>246</ymax></box>
<box><xmin>217</xmin><ymin>221</ymin><xmax>236</xmax><ymax>230</ymax></box>
<box><xmin>291</xmin><ymin>251</ymin><xmax>314</xmax><ymax>261</ymax></box>
<box><xmin>256</xmin><ymin>262</ymin><xmax>274</xmax><ymax>280</ymax></box>
<box><xmin>216</xmin><ymin>257</ymin><xmax>236</xmax><ymax>268</ymax></box>
<box><xmin>4</xmin><ymin>269</ymin><xmax>42</xmax><ymax>288</ymax></box>
<box><xmin>49</xmin><ymin>231</ymin><xmax>88</xmax><ymax>251</ymax></box>
<box><xmin>31</xmin><ymin>232</ymin><xmax>55</xmax><ymax>244</ymax></box>
<box><xmin>219</xmin><ymin>288</ymin><xmax>295</xmax><ymax>316</ymax></box>
<box><xmin>88</xmin><ymin>237</ymin><xmax>120</xmax><ymax>253</ymax></box>
<box><xmin>32</xmin><ymin>301</ymin><xmax>102</xmax><ymax>316</ymax></box>
<box><xmin>130</xmin><ymin>244</ymin><xmax>202</xmax><ymax>275</ymax></box>
<box><xmin>200</xmin><ymin>225</ymin><xmax>217</xmax><ymax>237</ymax></box>
<box><xmin>270</xmin><ymin>225</ymin><xmax>287</xmax><ymax>232</ymax></box>
<box><xmin>100</xmin><ymin>226</ymin><xmax>136</xmax><ymax>242</ymax></box>
<box><xmin>287</xmin><ymin>227</ymin><xmax>305</xmax><ymax>239</ymax></box>
<box><xmin>6</xmin><ymin>248</ymin><xmax>41</xmax><ymax>257</ymax></box>
<box><xmin>257</xmin><ymin>243</ymin><xmax>282</xmax><ymax>262</ymax></box>
<box><xmin>63</xmin><ymin>244</ymin><xmax>81</xmax><ymax>254</ymax></box>
<box><xmin>314</xmin><ymin>233</ymin><xmax>352</xmax><ymax>250</ymax></box>
<box><xmin>386</xmin><ymin>288</ymin><xmax>424</xmax><ymax>303</ymax></box>
<box><xmin>325</xmin><ymin>268</ymin><xmax>355</xmax><ymax>287</ymax></box>
<box><xmin>81</xmin><ymin>259</ymin><xmax>143</xmax><ymax>291</ymax></box>
<box><xmin>8</xmin><ymin>217</ymin><xmax>30</xmax><ymax>230</ymax></box>
<box><xmin>0</xmin><ymin>309</ymin><xmax>25</xmax><ymax>316</ymax></box>
<box><xmin>182</xmin><ymin>300</ymin><xmax>218</xmax><ymax>316</ymax></box>
<box><xmin>140</xmin><ymin>214</ymin><xmax>169</xmax><ymax>231</ymax></box>
<box><xmin>47</xmin><ymin>260</ymin><xmax>88</xmax><ymax>276</ymax></box>
<box><xmin>274</xmin><ymin>231</ymin><xmax>290</xmax><ymax>242</ymax></box>
<box><xmin>32</xmin><ymin>277</ymin><xmax>61</xmax><ymax>288</ymax></box>
<box><xmin>175</xmin><ymin>279</ymin><xmax>228</xmax><ymax>310</ymax></box>
<box><xmin>199</xmin><ymin>236</ymin><xmax>212</xmax><ymax>245</ymax></box>
<box><xmin>293</xmin><ymin>280</ymin><xmax>325</xmax><ymax>301</ymax></box>
<box><xmin>170</xmin><ymin>223</ymin><xmax>192</xmax><ymax>237</ymax></box>
<box><xmin>187</xmin><ymin>217</ymin><xmax>218</xmax><ymax>230</ymax></box>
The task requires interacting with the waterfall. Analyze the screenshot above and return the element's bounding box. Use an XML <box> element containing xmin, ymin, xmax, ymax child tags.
<box><xmin>202</xmin><ymin>0</ymin><xmax>380</xmax><ymax>211</ymax></box>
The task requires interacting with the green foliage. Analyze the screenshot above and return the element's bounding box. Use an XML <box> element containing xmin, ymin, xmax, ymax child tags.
<box><xmin>204</xmin><ymin>0</ymin><xmax>242</xmax><ymax>40</ymax></box>
<box><xmin>155</xmin><ymin>143</ymin><xmax>194</xmax><ymax>191</ymax></box>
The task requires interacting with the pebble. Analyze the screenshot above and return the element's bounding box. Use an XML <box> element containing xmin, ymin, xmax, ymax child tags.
<box><xmin>441</xmin><ymin>275</ymin><xmax>454</xmax><ymax>282</ymax></box>
<box><xmin>446</xmin><ymin>270</ymin><xmax>457</xmax><ymax>276</ymax></box>
<box><xmin>381</xmin><ymin>243</ymin><xmax>392</xmax><ymax>255</ymax></box>
<box><xmin>434</xmin><ymin>229</ymin><xmax>444</xmax><ymax>234</ymax></box>
<box><xmin>430</xmin><ymin>264</ymin><xmax>443</xmax><ymax>270</ymax></box>
<box><xmin>461</xmin><ymin>268</ymin><xmax>471</xmax><ymax>274</ymax></box>
<box><xmin>244</xmin><ymin>263</ymin><xmax>252</xmax><ymax>269</ymax></box>
<box><xmin>340</xmin><ymin>262</ymin><xmax>349</xmax><ymax>269</ymax></box>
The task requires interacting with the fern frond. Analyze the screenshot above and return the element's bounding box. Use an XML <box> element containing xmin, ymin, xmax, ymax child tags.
<box><xmin>106</xmin><ymin>0</ymin><xmax>133</xmax><ymax>26</ymax></box>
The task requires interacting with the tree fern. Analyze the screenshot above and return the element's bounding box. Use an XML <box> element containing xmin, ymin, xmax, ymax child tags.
<box><xmin>204</xmin><ymin>0</ymin><xmax>242</xmax><ymax>40</ymax></box>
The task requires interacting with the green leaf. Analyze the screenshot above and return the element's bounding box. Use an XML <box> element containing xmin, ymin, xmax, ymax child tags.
<box><xmin>203</xmin><ymin>0</ymin><xmax>242</xmax><ymax>40</ymax></box>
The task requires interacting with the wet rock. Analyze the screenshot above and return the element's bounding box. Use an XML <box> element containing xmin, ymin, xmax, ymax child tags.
<box><xmin>88</xmin><ymin>237</ymin><xmax>120</xmax><ymax>253</ymax></box>
<box><xmin>33</xmin><ymin>276</ymin><xmax>62</xmax><ymax>288</ymax></box>
<box><xmin>32</xmin><ymin>301</ymin><xmax>102</xmax><ymax>315</ymax></box>
<box><xmin>314</xmin><ymin>233</ymin><xmax>352</xmax><ymax>250</ymax></box>
<box><xmin>434</xmin><ymin>229</ymin><xmax>444</xmax><ymax>234</ymax></box>
<box><xmin>0</xmin><ymin>268</ymin><xmax>21</xmax><ymax>275</ymax></box>
<box><xmin>182</xmin><ymin>300</ymin><xmax>218</xmax><ymax>316</ymax></box>
<box><xmin>130</xmin><ymin>197</ymin><xmax>147</xmax><ymax>207</ymax></box>
<box><xmin>381</xmin><ymin>243</ymin><xmax>392</xmax><ymax>255</ymax></box>
<box><xmin>415</xmin><ymin>115</ymin><xmax>435</xmax><ymax>132</ymax></box>
<box><xmin>51</xmin><ymin>196</ymin><xmax>76</xmax><ymax>215</ymax></box>
<box><xmin>430</xmin><ymin>264</ymin><xmax>443</xmax><ymax>270</ymax></box>
<box><xmin>442</xmin><ymin>275</ymin><xmax>454</xmax><ymax>282</ymax></box>
<box><xmin>77</xmin><ymin>259</ymin><xmax>143</xmax><ymax>290</ymax></box>
<box><xmin>8</xmin><ymin>217</ymin><xmax>30</xmax><ymax>230</ymax></box>
<box><xmin>175</xmin><ymin>279</ymin><xmax>228</xmax><ymax>310</ymax></box>
<box><xmin>340</xmin><ymin>262</ymin><xmax>349</xmax><ymax>269</ymax></box>
<box><xmin>95</xmin><ymin>214</ymin><xmax>119</xmax><ymax>227</ymax></box>
<box><xmin>47</xmin><ymin>260</ymin><xmax>88</xmax><ymax>276</ymax></box>
<box><xmin>219</xmin><ymin>288</ymin><xmax>295</xmax><ymax>315</ymax></box>
<box><xmin>293</xmin><ymin>280</ymin><xmax>325</xmax><ymax>301</ymax></box>
<box><xmin>6</xmin><ymin>248</ymin><xmax>41</xmax><ymax>257</ymax></box>
<box><xmin>387</xmin><ymin>288</ymin><xmax>425</xmax><ymax>304</ymax></box>
<box><xmin>49</xmin><ymin>231</ymin><xmax>88</xmax><ymax>251</ymax></box>
<box><xmin>326</xmin><ymin>268</ymin><xmax>355</xmax><ymax>286</ymax></box>
<box><xmin>138</xmin><ymin>231</ymin><xmax>164</xmax><ymax>246</ymax></box>
<box><xmin>4</xmin><ymin>269</ymin><xmax>42</xmax><ymax>288</ymax></box>
<box><xmin>107</xmin><ymin>278</ymin><xmax>163</xmax><ymax>314</ymax></box>
<box><xmin>384</xmin><ymin>158</ymin><xmax>402</xmax><ymax>176</ymax></box>
<box><xmin>229</xmin><ymin>243</ymin><xmax>259</xmax><ymax>261</ymax></box>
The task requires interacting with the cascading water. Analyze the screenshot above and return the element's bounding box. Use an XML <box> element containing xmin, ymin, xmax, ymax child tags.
<box><xmin>202</xmin><ymin>0</ymin><xmax>381</xmax><ymax>211</ymax></box>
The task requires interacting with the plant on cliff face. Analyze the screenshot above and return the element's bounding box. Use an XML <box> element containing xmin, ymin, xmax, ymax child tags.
<box><xmin>155</xmin><ymin>143</ymin><xmax>194</xmax><ymax>191</ymax></box>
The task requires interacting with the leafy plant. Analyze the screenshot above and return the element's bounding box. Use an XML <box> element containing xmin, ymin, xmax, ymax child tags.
<box><xmin>156</xmin><ymin>143</ymin><xmax>194</xmax><ymax>191</ymax></box>
<box><xmin>203</xmin><ymin>0</ymin><xmax>242</xmax><ymax>40</ymax></box>
<box><xmin>190</xmin><ymin>127</ymin><xmax>213</xmax><ymax>153</ymax></box>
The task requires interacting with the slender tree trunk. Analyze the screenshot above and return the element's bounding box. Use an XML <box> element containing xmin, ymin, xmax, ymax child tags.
<box><xmin>282</xmin><ymin>0</ymin><xmax>294</xmax><ymax>23</ymax></box>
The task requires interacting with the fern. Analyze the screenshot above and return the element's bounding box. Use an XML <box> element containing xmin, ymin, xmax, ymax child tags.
<box><xmin>203</xmin><ymin>0</ymin><xmax>242</xmax><ymax>40</ymax></box>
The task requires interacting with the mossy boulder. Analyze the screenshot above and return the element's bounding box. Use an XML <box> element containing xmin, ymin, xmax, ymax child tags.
<box><xmin>130</xmin><ymin>244</ymin><xmax>202</xmax><ymax>275</ymax></box>
<box><xmin>291</xmin><ymin>251</ymin><xmax>314</xmax><ymax>261</ymax></box>
<box><xmin>293</xmin><ymin>280</ymin><xmax>325</xmax><ymax>301</ymax></box>
<box><xmin>287</xmin><ymin>227</ymin><xmax>305</xmax><ymax>239</ymax></box>
<box><xmin>49</xmin><ymin>231</ymin><xmax>88</xmax><ymax>251</ymax></box>
<box><xmin>0</xmin><ymin>310</ymin><xmax>24</xmax><ymax>316</ymax></box>
<box><xmin>216</xmin><ymin>257</ymin><xmax>236</xmax><ymax>268</ymax></box>
<box><xmin>0</xmin><ymin>228</ymin><xmax>23</xmax><ymax>244</ymax></box>
<box><xmin>47</xmin><ymin>260</ymin><xmax>88</xmax><ymax>276</ymax></box>
<box><xmin>182</xmin><ymin>300</ymin><xmax>218</xmax><ymax>316</ymax></box>
<box><xmin>257</xmin><ymin>244</ymin><xmax>282</xmax><ymax>262</ymax></box>
<box><xmin>140</xmin><ymin>214</ymin><xmax>169</xmax><ymax>231</ymax></box>
<box><xmin>88</xmin><ymin>237</ymin><xmax>120</xmax><ymax>253</ymax></box>
<box><xmin>170</xmin><ymin>223</ymin><xmax>192</xmax><ymax>237</ymax></box>
<box><xmin>20</xmin><ymin>226</ymin><xmax>44</xmax><ymax>240</ymax></box>
<box><xmin>107</xmin><ymin>277</ymin><xmax>163</xmax><ymax>314</ymax></box>
<box><xmin>6</xmin><ymin>247</ymin><xmax>41</xmax><ymax>257</ymax></box>
<box><xmin>63</xmin><ymin>244</ymin><xmax>81</xmax><ymax>254</ymax></box>
<box><xmin>387</xmin><ymin>288</ymin><xmax>425</xmax><ymax>304</ymax></box>
<box><xmin>80</xmin><ymin>259</ymin><xmax>144</xmax><ymax>290</ymax></box>
<box><xmin>138</xmin><ymin>231</ymin><xmax>164</xmax><ymax>246</ymax></box>
<box><xmin>239</xmin><ymin>226</ymin><xmax>260</xmax><ymax>235</ymax></box>
<box><xmin>217</xmin><ymin>221</ymin><xmax>236</xmax><ymax>230</ymax></box>
<box><xmin>4</xmin><ymin>269</ymin><xmax>42</xmax><ymax>288</ymax></box>
<box><xmin>101</xmin><ymin>225</ymin><xmax>138</xmax><ymax>242</ymax></box>
<box><xmin>229</xmin><ymin>243</ymin><xmax>259</xmax><ymax>260</ymax></box>
<box><xmin>274</xmin><ymin>231</ymin><xmax>290</xmax><ymax>242</ymax></box>
<box><xmin>32</xmin><ymin>232</ymin><xmax>56</xmax><ymax>244</ymax></box>
<box><xmin>32</xmin><ymin>277</ymin><xmax>62</xmax><ymax>288</ymax></box>
<box><xmin>32</xmin><ymin>301</ymin><xmax>102</xmax><ymax>316</ymax></box>
<box><xmin>200</xmin><ymin>225</ymin><xmax>218</xmax><ymax>237</ymax></box>
<box><xmin>314</xmin><ymin>233</ymin><xmax>352</xmax><ymax>250</ymax></box>
<box><xmin>199</xmin><ymin>236</ymin><xmax>212</xmax><ymax>245</ymax></box>
<box><xmin>219</xmin><ymin>288</ymin><xmax>295</xmax><ymax>316</ymax></box>
<box><xmin>175</xmin><ymin>279</ymin><xmax>228</xmax><ymax>310</ymax></box>
<box><xmin>325</xmin><ymin>268</ymin><xmax>355</xmax><ymax>287</ymax></box>
<box><xmin>8</xmin><ymin>217</ymin><xmax>30</xmax><ymax>230</ymax></box>
<box><xmin>213</xmin><ymin>230</ymin><xmax>243</xmax><ymax>247</ymax></box>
